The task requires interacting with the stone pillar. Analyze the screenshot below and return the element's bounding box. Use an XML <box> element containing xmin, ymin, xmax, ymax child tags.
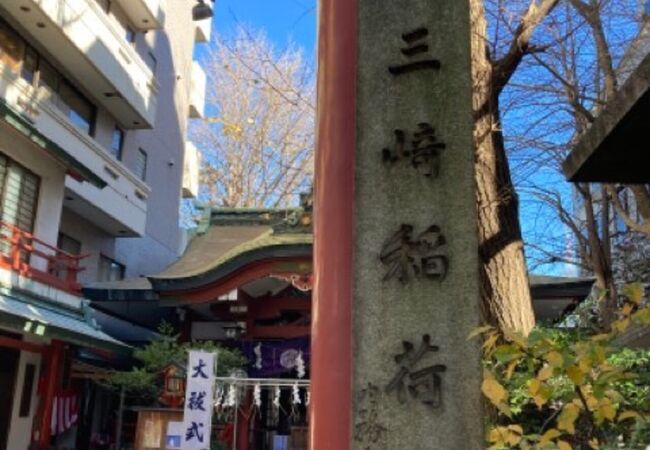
<box><xmin>312</xmin><ymin>1</ymin><xmax>483</xmax><ymax>449</ymax></box>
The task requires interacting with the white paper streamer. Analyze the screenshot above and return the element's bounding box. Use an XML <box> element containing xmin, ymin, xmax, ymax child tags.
<box><xmin>214</xmin><ymin>385</ymin><xmax>224</xmax><ymax>409</ymax></box>
<box><xmin>292</xmin><ymin>383</ymin><xmax>301</xmax><ymax>405</ymax></box>
<box><xmin>295</xmin><ymin>351</ymin><xmax>306</xmax><ymax>378</ymax></box>
<box><xmin>273</xmin><ymin>386</ymin><xmax>281</xmax><ymax>408</ymax></box>
<box><xmin>254</xmin><ymin>343</ymin><xmax>263</xmax><ymax>370</ymax></box>
<box><xmin>226</xmin><ymin>384</ymin><xmax>237</xmax><ymax>407</ymax></box>
<box><xmin>253</xmin><ymin>383</ymin><xmax>262</xmax><ymax>408</ymax></box>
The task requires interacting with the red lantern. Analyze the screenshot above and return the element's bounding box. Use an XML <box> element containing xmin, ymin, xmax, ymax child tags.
<box><xmin>159</xmin><ymin>363</ymin><xmax>186</xmax><ymax>408</ymax></box>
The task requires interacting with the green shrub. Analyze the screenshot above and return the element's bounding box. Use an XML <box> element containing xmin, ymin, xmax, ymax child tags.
<box><xmin>476</xmin><ymin>284</ymin><xmax>650</xmax><ymax>449</ymax></box>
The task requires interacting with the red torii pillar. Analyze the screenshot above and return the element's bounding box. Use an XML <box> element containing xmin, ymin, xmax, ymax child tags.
<box><xmin>33</xmin><ymin>340</ymin><xmax>64</xmax><ymax>450</ymax></box>
<box><xmin>310</xmin><ymin>1</ymin><xmax>357</xmax><ymax>449</ymax></box>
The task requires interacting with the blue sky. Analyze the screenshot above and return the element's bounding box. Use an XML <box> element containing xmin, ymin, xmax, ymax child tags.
<box><xmin>211</xmin><ymin>0</ymin><xmax>317</xmax><ymax>54</ymax></box>
<box><xmin>199</xmin><ymin>1</ymin><xmax>643</xmax><ymax>278</ymax></box>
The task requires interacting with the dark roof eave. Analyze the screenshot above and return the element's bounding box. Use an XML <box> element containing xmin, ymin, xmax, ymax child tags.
<box><xmin>563</xmin><ymin>52</ymin><xmax>650</xmax><ymax>184</ymax></box>
<box><xmin>530</xmin><ymin>280</ymin><xmax>594</xmax><ymax>299</ymax></box>
<box><xmin>82</xmin><ymin>287</ymin><xmax>159</xmax><ymax>302</ymax></box>
<box><xmin>149</xmin><ymin>243</ymin><xmax>313</xmax><ymax>292</ymax></box>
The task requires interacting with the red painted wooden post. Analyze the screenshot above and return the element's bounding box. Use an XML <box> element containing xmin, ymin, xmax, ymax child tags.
<box><xmin>33</xmin><ymin>340</ymin><xmax>64</xmax><ymax>450</ymax></box>
<box><xmin>11</xmin><ymin>228</ymin><xmax>23</xmax><ymax>271</ymax></box>
<box><xmin>236</xmin><ymin>390</ymin><xmax>252</xmax><ymax>450</ymax></box>
<box><xmin>310</xmin><ymin>1</ymin><xmax>358</xmax><ymax>449</ymax></box>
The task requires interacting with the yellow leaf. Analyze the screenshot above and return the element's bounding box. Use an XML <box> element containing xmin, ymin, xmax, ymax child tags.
<box><xmin>467</xmin><ymin>325</ymin><xmax>494</xmax><ymax>340</ymax></box>
<box><xmin>590</xmin><ymin>333</ymin><xmax>611</xmax><ymax>342</ymax></box>
<box><xmin>618</xmin><ymin>410</ymin><xmax>640</xmax><ymax>422</ymax></box>
<box><xmin>505</xmin><ymin>359</ymin><xmax>518</xmax><ymax>380</ymax></box>
<box><xmin>540</xmin><ymin>428</ymin><xmax>561</xmax><ymax>444</ymax></box>
<box><xmin>545</xmin><ymin>351</ymin><xmax>564</xmax><ymax>368</ymax></box>
<box><xmin>624</xmin><ymin>283</ymin><xmax>644</xmax><ymax>305</ymax></box>
<box><xmin>482</xmin><ymin>373</ymin><xmax>507</xmax><ymax>406</ymax></box>
<box><xmin>578</xmin><ymin>356</ymin><xmax>592</xmax><ymax>373</ymax></box>
<box><xmin>589</xmin><ymin>438</ymin><xmax>600</xmax><ymax>449</ymax></box>
<box><xmin>483</xmin><ymin>332</ymin><xmax>499</xmax><ymax>355</ymax></box>
<box><xmin>622</xmin><ymin>303</ymin><xmax>634</xmax><ymax>316</ymax></box>
<box><xmin>557</xmin><ymin>403</ymin><xmax>580</xmax><ymax>434</ymax></box>
<box><xmin>495</xmin><ymin>401</ymin><xmax>512</xmax><ymax>418</ymax></box>
<box><xmin>488</xmin><ymin>425</ymin><xmax>521</xmax><ymax>446</ymax></box>
<box><xmin>594</xmin><ymin>398</ymin><xmax>616</xmax><ymax>424</ymax></box>
<box><xmin>528</xmin><ymin>378</ymin><xmax>541</xmax><ymax>395</ymax></box>
<box><xmin>533</xmin><ymin>383</ymin><xmax>553</xmax><ymax>408</ymax></box>
<box><xmin>567</xmin><ymin>366</ymin><xmax>585</xmax><ymax>385</ymax></box>
<box><xmin>592</xmin><ymin>345</ymin><xmax>606</xmax><ymax>364</ymax></box>
<box><xmin>538</xmin><ymin>365</ymin><xmax>553</xmax><ymax>381</ymax></box>
<box><xmin>633</xmin><ymin>305</ymin><xmax>650</xmax><ymax>325</ymax></box>
<box><xmin>612</xmin><ymin>318</ymin><xmax>631</xmax><ymax>333</ymax></box>
<box><xmin>557</xmin><ymin>440</ymin><xmax>572</xmax><ymax>450</ymax></box>
<box><xmin>487</xmin><ymin>426</ymin><xmax>507</xmax><ymax>444</ymax></box>
<box><xmin>504</xmin><ymin>329</ymin><xmax>527</xmax><ymax>348</ymax></box>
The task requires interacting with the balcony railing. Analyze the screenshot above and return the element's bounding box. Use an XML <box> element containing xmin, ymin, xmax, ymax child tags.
<box><xmin>0</xmin><ymin>222</ymin><xmax>87</xmax><ymax>295</ymax></box>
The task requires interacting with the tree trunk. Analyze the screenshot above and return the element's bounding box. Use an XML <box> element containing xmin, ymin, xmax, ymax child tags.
<box><xmin>470</xmin><ymin>0</ymin><xmax>536</xmax><ymax>334</ymax></box>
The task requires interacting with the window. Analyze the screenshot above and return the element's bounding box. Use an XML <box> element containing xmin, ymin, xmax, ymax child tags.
<box><xmin>54</xmin><ymin>233</ymin><xmax>81</xmax><ymax>280</ymax></box>
<box><xmin>0</xmin><ymin>20</ymin><xmax>96</xmax><ymax>136</ymax></box>
<box><xmin>0</xmin><ymin>153</ymin><xmax>40</xmax><ymax>233</ymax></box>
<box><xmin>58</xmin><ymin>81</ymin><xmax>96</xmax><ymax>135</ymax></box>
<box><xmin>57</xmin><ymin>233</ymin><xmax>81</xmax><ymax>256</ymax></box>
<box><xmin>135</xmin><ymin>148</ymin><xmax>147</xmax><ymax>181</ymax></box>
<box><xmin>0</xmin><ymin>21</ymin><xmax>24</xmax><ymax>73</ymax></box>
<box><xmin>18</xmin><ymin>364</ymin><xmax>36</xmax><ymax>418</ymax></box>
<box><xmin>20</xmin><ymin>46</ymin><xmax>38</xmax><ymax>85</ymax></box>
<box><xmin>110</xmin><ymin>126</ymin><xmax>125</xmax><ymax>160</ymax></box>
<box><xmin>98</xmin><ymin>255</ymin><xmax>125</xmax><ymax>282</ymax></box>
<box><xmin>146</xmin><ymin>51</ymin><xmax>157</xmax><ymax>74</ymax></box>
<box><xmin>0</xmin><ymin>153</ymin><xmax>40</xmax><ymax>260</ymax></box>
<box><xmin>125</xmin><ymin>26</ymin><xmax>136</xmax><ymax>45</ymax></box>
<box><xmin>38</xmin><ymin>59</ymin><xmax>60</xmax><ymax>93</ymax></box>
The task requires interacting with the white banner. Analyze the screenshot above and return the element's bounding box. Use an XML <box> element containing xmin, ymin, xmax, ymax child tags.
<box><xmin>182</xmin><ymin>351</ymin><xmax>216</xmax><ymax>450</ymax></box>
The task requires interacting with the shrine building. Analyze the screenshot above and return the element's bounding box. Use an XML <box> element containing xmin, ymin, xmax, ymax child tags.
<box><xmin>85</xmin><ymin>198</ymin><xmax>314</xmax><ymax>450</ymax></box>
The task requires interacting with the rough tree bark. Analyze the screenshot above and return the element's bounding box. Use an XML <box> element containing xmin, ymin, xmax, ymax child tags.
<box><xmin>470</xmin><ymin>0</ymin><xmax>560</xmax><ymax>334</ymax></box>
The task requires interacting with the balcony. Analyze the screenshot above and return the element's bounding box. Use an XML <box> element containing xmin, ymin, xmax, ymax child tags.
<box><xmin>189</xmin><ymin>61</ymin><xmax>207</xmax><ymax>119</ymax></box>
<box><xmin>0</xmin><ymin>0</ymin><xmax>159</xmax><ymax>129</ymax></box>
<box><xmin>0</xmin><ymin>68</ymin><xmax>150</xmax><ymax>237</ymax></box>
<box><xmin>0</xmin><ymin>221</ymin><xmax>87</xmax><ymax>295</ymax></box>
<box><xmin>113</xmin><ymin>0</ymin><xmax>166</xmax><ymax>30</ymax></box>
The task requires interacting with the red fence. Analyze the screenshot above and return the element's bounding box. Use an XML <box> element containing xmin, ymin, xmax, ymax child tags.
<box><xmin>0</xmin><ymin>221</ymin><xmax>87</xmax><ymax>294</ymax></box>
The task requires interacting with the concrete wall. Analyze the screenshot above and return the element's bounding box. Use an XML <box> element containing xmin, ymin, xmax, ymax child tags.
<box><xmin>59</xmin><ymin>0</ymin><xmax>199</xmax><ymax>281</ymax></box>
<box><xmin>113</xmin><ymin>0</ymin><xmax>199</xmax><ymax>277</ymax></box>
<box><xmin>58</xmin><ymin>208</ymin><xmax>117</xmax><ymax>284</ymax></box>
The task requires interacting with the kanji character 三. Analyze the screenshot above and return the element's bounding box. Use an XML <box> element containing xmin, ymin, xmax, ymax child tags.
<box><xmin>388</xmin><ymin>27</ymin><xmax>441</xmax><ymax>75</ymax></box>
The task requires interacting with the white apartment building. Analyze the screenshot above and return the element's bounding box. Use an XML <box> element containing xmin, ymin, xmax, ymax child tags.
<box><xmin>0</xmin><ymin>0</ymin><xmax>209</xmax><ymax>448</ymax></box>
